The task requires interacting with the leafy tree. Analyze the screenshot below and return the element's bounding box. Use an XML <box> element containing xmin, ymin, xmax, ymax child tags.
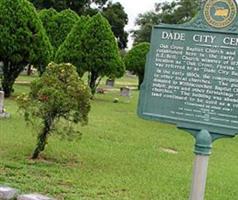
<box><xmin>56</xmin><ymin>13</ymin><xmax>124</xmax><ymax>96</ymax></box>
<box><xmin>124</xmin><ymin>42</ymin><xmax>150</xmax><ymax>89</ymax></box>
<box><xmin>82</xmin><ymin>13</ymin><xmax>125</xmax><ymax>95</ymax></box>
<box><xmin>39</xmin><ymin>8</ymin><xmax>79</xmax><ymax>55</ymax></box>
<box><xmin>132</xmin><ymin>0</ymin><xmax>199</xmax><ymax>44</ymax></box>
<box><xmin>0</xmin><ymin>0</ymin><xmax>52</xmax><ymax>97</ymax></box>
<box><xmin>102</xmin><ymin>2</ymin><xmax>128</xmax><ymax>49</ymax></box>
<box><xmin>30</xmin><ymin>0</ymin><xmax>107</xmax><ymax>14</ymax></box>
<box><xmin>31</xmin><ymin>0</ymin><xmax>129</xmax><ymax>49</ymax></box>
<box><xmin>17</xmin><ymin>62</ymin><xmax>91</xmax><ymax>159</ymax></box>
<box><xmin>55</xmin><ymin>16</ymin><xmax>89</xmax><ymax>76</ymax></box>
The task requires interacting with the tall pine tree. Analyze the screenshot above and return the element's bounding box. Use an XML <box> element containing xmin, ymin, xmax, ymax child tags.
<box><xmin>82</xmin><ymin>13</ymin><xmax>124</xmax><ymax>95</ymax></box>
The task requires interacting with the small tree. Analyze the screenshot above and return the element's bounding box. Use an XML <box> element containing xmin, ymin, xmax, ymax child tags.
<box><xmin>0</xmin><ymin>0</ymin><xmax>52</xmax><ymax>97</ymax></box>
<box><xmin>82</xmin><ymin>13</ymin><xmax>125</xmax><ymax>95</ymax></box>
<box><xmin>39</xmin><ymin>8</ymin><xmax>79</xmax><ymax>56</ymax></box>
<box><xmin>17</xmin><ymin>62</ymin><xmax>91</xmax><ymax>159</ymax></box>
<box><xmin>124</xmin><ymin>42</ymin><xmax>150</xmax><ymax>89</ymax></box>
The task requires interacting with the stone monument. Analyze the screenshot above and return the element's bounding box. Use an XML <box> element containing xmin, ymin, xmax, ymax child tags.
<box><xmin>120</xmin><ymin>87</ymin><xmax>131</xmax><ymax>97</ymax></box>
<box><xmin>106</xmin><ymin>79</ymin><xmax>115</xmax><ymax>87</ymax></box>
<box><xmin>0</xmin><ymin>91</ymin><xmax>10</xmax><ymax>118</ymax></box>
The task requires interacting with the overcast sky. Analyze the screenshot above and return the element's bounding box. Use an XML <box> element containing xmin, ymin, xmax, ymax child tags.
<box><xmin>111</xmin><ymin>0</ymin><xmax>162</xmax><ymax>32</ymax></box>
<box><xmin>111</xmin><ymin>0</ymin><xmax>172</xmax><ymax>48</ymax></box>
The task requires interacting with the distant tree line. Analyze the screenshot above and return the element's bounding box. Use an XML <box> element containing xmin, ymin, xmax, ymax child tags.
<box><xmin>132</xmin><ymin>0</ymin><xmax>199</xmax><ymax>45</ymax></box>
<box><xmin>126</xmin><ymin>0</ymin><xmax>200</xmax><ymax>89</ymax></box>
<box><xmin>0</xmin><ymin>0</ymin><xmax>126</xmax><ymax>97</ymax></box>
<box><xmin>30</xmin><ymin>0</ymin><xmax>128</xmax><ymax>49</ymax></box>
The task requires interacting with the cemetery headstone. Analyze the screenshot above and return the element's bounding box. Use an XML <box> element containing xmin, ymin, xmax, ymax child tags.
<box><xmin>0</xmin><ymin>186</ymin><xmax>18</xmax><ymax>200</ymax></box>
<box><xmin>96</xmin><ymin>87</ymin><xmax>105</xmax><ymax>94</ymax></box>
<box><xmin>120</xmin><ymin>87</ymin><xmax>131</xmax><ymax>97</ymax></box>
<box><xmin>0</xmin><ymin>91</ymin><xmax>10</xmax><ymax>118</ymax></box>
<box><xmin>138</xmin><ymin>0</ymin><xmax>238</xmax><ymax>199</ymax></box>
<box><xmin>106</xmin><ymin>79</ymin><xmax>115</xmax><ymax>87</ymax></box>
<box><xmin>17</xmin><ymin>194</ymin><xmax>55</xmax><ymax>200</ymax></box>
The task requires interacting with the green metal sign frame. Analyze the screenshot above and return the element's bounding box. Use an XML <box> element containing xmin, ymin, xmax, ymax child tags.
<box><xmin>138</xmin><ymin>0</ymin><xmax>238</xmax><ymax>155</ymax></box>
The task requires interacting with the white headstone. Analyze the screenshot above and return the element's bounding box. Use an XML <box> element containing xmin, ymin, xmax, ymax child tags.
<box><xmin>0</xmin><ymin>91</ymin><xmax>4</xmax><ymax>113</ymax></box>
<box><xmin>17</xmin><ymin>194</ymin><xmax>55</xmax><ymax>200</ymax></box>
<box><xmin>0</xmin><ymin>186</ymin><xmax>18</xmax><ymax>199</ymax></box>
<box><xmin>0</xmin><ymin>91</ymin><xmax>10</xmax><ymax>118</ymax></box>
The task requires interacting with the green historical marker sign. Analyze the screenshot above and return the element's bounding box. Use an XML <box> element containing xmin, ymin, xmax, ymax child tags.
<box><xmin>138</xmin><ymin>1</ymin><xmax>238</xmax><ymax>199</ymax></box>
<box><xmin>138</xmin><ymin>0</ymin><xmax>238</xmax><ymax>137</ymax></box>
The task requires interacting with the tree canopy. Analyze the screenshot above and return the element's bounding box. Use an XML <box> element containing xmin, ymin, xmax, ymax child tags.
<box><xmin>30</xmin><ymin>0</ymin><xmax>107</xmax><ymax>14</ymax></box>
<box><xmin>132</xmin><ymin>0</ymin><xmax>199</xmax><ymax>44</ymax></box>
<box><xmin>0</xmin><ymin>0</ymin><xmax>52</xmax><ymax>97</ymax></box>
<box><xmin>102</xmin><ymin>2</ymin><xmax>128</xmax><ymax>49</ymax></box>
<box><xmin>55</xmin><ymin>16</ymin><xmax>89</xmax><ymax>76</ymax></box>
<box><xmin>82</xmin><ymin>13</ymin><xmax>125</xmax><ymax>95</ymax></box>
<box><xmin>38</xmin><ymin>8</ymin><xmax>79</xmax><ymax>55</ymax></box>
<box><xmin>30</xmin><ymin>0</ymin><xmax>129</xmax><ymax>49</ymax></box>
<box><xmin>56</xmin><ymin>13</ymin><xmax>124</xmax><ymax>95</ymax></box>
<box><xmin>124</xmin><ymin>42</ymin><xmax>150</xmax><ymax>89</ymax></box>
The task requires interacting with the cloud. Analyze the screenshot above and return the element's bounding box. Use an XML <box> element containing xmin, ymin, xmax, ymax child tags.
<box><xmin>112</xmin><ymin>0</ymin><xmax>159</xmax><ymax>31</ymax></box>
<box><xmin>112</xmin><ymin>0</ymin><xmax>171</xmax><ymax>48</ymax></box>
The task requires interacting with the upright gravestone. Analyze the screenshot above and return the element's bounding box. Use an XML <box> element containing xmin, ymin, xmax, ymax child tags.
<box><xmin>138</xmin><ymin>0</ymin><xmax>238</xmax><ymax>199</ymax></box>
<box><xmin>120</xmin><ymin>87</ymin><xmax>131</xmax><ymax>97</ymax></box>
<box><xmin>106</xmin><ymin>79</ymin><xmax>115</xmax><ymax>87</ymax></box>
<box><xmin>0</xmin><ymin>91</ymin><xmax>10</xmax><ymax>118</ymax></box>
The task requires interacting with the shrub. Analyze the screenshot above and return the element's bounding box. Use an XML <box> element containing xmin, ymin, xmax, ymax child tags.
<box><xmin>17</xmin><ymin>62</ymin><xmax>91</xmax><ymax>159</ymax></box>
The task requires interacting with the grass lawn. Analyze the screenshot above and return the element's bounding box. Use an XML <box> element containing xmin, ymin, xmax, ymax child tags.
<box><xmin>1</xmin><ymin>75</ymin><xmax>238</xmax><ymax>199</ymax></box>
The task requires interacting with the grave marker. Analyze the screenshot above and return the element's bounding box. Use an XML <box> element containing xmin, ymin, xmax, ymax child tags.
<box><xmin>138</xmin><ymin>0</ymin><xmax>238</xmax><ymax>199</ymax></box>
<box><xmin>106</xmin><ymin>79</ymin><xmax>115</xmax><ymax>87</ymax></box>
<box><xmin>120</xmin><ymin>87</ymin><xmax>131</xmax><ymax>97</ymax></box>
<box><xmin>0</xmin><ymin>91</ymin><xmax>10</xmax><ymax>118</ymax></box>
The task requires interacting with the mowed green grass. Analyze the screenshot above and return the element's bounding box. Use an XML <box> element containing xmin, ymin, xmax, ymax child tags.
<box><xmin>1</xmin><ymin>75</ymin><xmax>238</xmax><ymax>200</ymax></box>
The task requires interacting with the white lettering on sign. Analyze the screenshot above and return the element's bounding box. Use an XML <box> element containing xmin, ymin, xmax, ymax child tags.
<box><xmin>151</xmin><ymin>30</ymin><xmax>238</xmax><ymax>126</ymax></box>
<box><xmin>193</xmin><ymin>34</ymin><xmax>216</xmax><ymax>44</ymax></box>
<box><xmin>223</xmin><ymin>37</ymin><xmax>238</xmax><ymax>46</ymax></box>
<box><xmin>160</xmin><ymin>32</ymin><xmax>238</xmax><ymax>48</ymax></box>
<box><xmin>162</xmin><ymin>31</ymin><xmax>185</xmax><ymax>41</ymax></box>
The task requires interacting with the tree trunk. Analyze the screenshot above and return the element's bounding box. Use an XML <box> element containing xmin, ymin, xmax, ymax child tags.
<box><xmin>89</xmin><ymin>71</ymin><xmax>99</xmax><ymax>96</ymax></box>
<box><xmin>138</xmin><ymin>74</ymin><xmax>144</xmax><ymax>90</ymax></box>
<box><xmin>31</xmin><ymin>116</ymin><xmax>55</xmax><ymax>159</ymax></box>
<box><xmin>1</xmin><ymin>78</ymin><xmax>15</xmax><ymax>98</ymax></box>
<box><xmin>1</xmin><ymin>61</ymin><xmax>25</xmax><ymax>97</ymax></box>
<box><xmin>27</xmin><ymin>65</ymin><xmax>32</xmax><ymax>76</ymax></box>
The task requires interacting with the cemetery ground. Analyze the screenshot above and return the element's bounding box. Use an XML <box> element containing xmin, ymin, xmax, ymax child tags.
<box><xmin>0</xmin><ymin>75</ymin><xmax>238</xmax><ymax>200</ymax></box>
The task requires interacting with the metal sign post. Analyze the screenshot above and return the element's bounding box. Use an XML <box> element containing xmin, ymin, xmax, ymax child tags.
<box><xmin>190</xmin><ymin>155</ymin><xmax>209</xmax><ymax>200</ymax></box>
<box><xmin>189</xmin><ymin>130</ymin><xmax>212</xmax><ymax>200</ymax></box>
